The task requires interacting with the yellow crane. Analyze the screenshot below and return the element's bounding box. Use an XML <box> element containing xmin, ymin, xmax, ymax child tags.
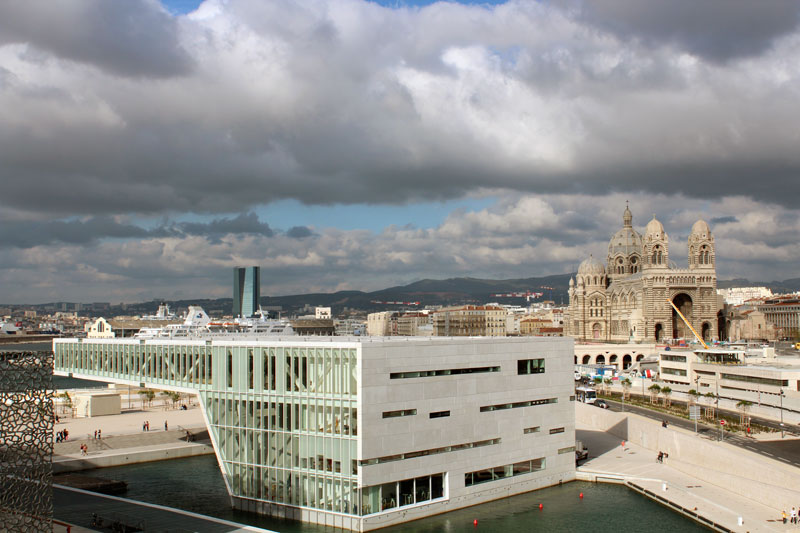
<box><xmin>666</xmin><ymin>298</ymin><xmax>709</xmax><ymax>349</ymax></box>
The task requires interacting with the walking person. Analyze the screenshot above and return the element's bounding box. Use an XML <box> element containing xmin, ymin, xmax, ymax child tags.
<box><xmin>94</xmin><ymin>430</ymin><xmax>97</xmax><ymax>439</ymax></box>
<box><xmin>164</xmin><ymin>420</ymin><xmax>168</xmax><ymax>431</ymax></box>
<box><xmin>98</xmin><ymin>429</ymin><xmax>101</xmax><ymax>439</ymax></box>
<box><xmin>790</xmin><ymin>506</ymin><xmax>796</xmax><ymax>524</ymax></box>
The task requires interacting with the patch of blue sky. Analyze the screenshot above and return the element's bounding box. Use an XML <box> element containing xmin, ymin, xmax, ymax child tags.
<box><xmin>253</xmin><ymin>197</ymin><xmax>497</xmax><ymax>232</ymax></box>
<box><xmin>161</xmin><ymin>0</ymin><xmax>509</xmax><ymax>16</ymax></box>
<box><xmin>129</xmin><ymin>196</ymin><xmax>495</xmax><ymax>234</ymax></box>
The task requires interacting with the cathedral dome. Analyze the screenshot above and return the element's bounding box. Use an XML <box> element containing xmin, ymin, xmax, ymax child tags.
<box><xmin>645</xmin><ymin>216</ymin><xmax>665</xmax><ymax>238</ymax></box>
<box><xmin>690</xmin><ymin>219</ymin><xmax>711</xmax><ymax>238</ymax></box>
<box><xmin>608</xmin><ymin>226</ymin><xmax>643</xmax><ymax>257</ymax></box>
<box><xmin>577</xmin><ymin>255</ymin><xmax>605</xmax><ymax>275</ymax></box>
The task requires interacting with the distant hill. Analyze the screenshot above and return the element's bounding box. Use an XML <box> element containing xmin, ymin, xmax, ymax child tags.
<box><xmin>25</xmin><ymin>274</ymin><xmax>800</xmax><ymax>317</ymax></box>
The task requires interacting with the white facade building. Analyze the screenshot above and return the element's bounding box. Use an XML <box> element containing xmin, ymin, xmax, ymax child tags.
<box><xmin>54</xmin><ymin>335</ymin><xmax>575</xmax><ymax>531</ymax></box>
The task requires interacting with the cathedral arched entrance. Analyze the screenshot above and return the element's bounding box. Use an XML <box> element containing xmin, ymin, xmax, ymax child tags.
<box><xmin>701</xmin><ymin>322</ymin><xmax>711</xmax><ymax>342</ymax></box>
<box><xmin>622</xmin><ymin>354</ymin><xmax>632</xmax><ymax>369</ymax></box>
<box><xmin>717</xmin><ymin>311</ymin><xmax>727</xmax><ymax>341</ymax></box>
<box><xmin>582</xmin><ymin>355</ymin><xmax>591</xmax><ymax>364</ymax></box>
<box><xmin>610</xmin><ymin>355</ymin><xmax>618</xmax><ymax>368</ymax></box>
<box><xmin>654</xmin><ymin>323</ymin><xmax>664</xmax><ymax>341</ymax></box>
<box><xmin>596</xmin><ymin>355</ymin><xmax>605</xmax><ymax>365</ymax></box>
<box><xmin>635</xmin><ymin>354</ymin><xmax>644</xmax><ymax>362</ymax></box>
<box><xmin>671</xmin><ymin>293</ymin><xmax>693</xmax><ymax>339</ymax></box>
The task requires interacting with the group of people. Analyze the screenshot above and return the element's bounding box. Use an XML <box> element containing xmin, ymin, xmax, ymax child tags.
<box><xmin>656</xmin><ymin>451</ymin><xmax>669</xmax><ymax>463</ymax></box>
<box><xmin>55</xmin><ymin>429</ymin><xmax>69</xmax><ymax>442</ymax></box>
<box><xmin>785</xmin><ymin>507</ymin><xmax>800</xmax><ymax>524</ymax></box>
<box><xmin>93</xmin><ymin>429</ymin><xmax>102</xmax><ymax>439</ymax></box>
<box><xmin>142</xmin><ymin>420</ymin><xmax>151</xmax><ymax>431</ymax></box>
<box><xmin>80</xmin><ymin>443</ymin><xmax>89</xmax><ymax>456</ymax></box>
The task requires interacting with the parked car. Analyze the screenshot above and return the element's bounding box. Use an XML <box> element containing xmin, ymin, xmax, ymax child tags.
<box><xmin>594</xmin><ymin>399</ymin><xmax>609</xmax><ymax>409</ymax></box>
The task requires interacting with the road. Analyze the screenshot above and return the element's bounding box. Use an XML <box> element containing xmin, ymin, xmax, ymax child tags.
<box><xmin>603</xmin><ymin>398</ymin><xmax>800</xmax><ymax>468</ymax></box>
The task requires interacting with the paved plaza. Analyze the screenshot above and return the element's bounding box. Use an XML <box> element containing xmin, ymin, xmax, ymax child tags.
<box><xmin>578</xmin><ymin>419</ymin><xmax>799</xmax><ymax>532</ymax></box>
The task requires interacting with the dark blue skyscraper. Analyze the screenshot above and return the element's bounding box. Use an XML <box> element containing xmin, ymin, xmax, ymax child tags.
<box><xmin>233</xmin><ymin>266</ymin><xmax>260</xmax><ymax>317</ymax></box>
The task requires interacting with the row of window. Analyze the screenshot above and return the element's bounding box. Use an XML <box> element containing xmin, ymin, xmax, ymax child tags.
<box><xmin>361</xmin><ymin>473</ymin><xmax>445</xmax><ymax>515</ymax></box>
<box><xmin>359</xmin><ymin>438</ymin><xmax>501</xmax><ymax>466</ymax></box>
<box><xmin>390</xmin><ymin>366</ymin><xmax>500</xmax><ymax>379</ymax></box>
<box><xmin>381</xmin><ymin>409</ymin><xmax>452</xmax><ymax>419</ymax></box>
<box><xmin>464</xmin><ymin>457</ymin><xmax>545</xmax><ymax>487</ymax></box>
<box><xmin>480</xmin><ymin>397</ymin><xmax>557</xmax><ymax>412</ymax></box>
<box><xmin>661</xmin><ymin>368</ymin><xmax>687</xmax><ymax>376</ymax></box>
<box><xmin>661</xmin><ymin>354</ymin><xmax>687</xmax><ymax>362</ymax></box>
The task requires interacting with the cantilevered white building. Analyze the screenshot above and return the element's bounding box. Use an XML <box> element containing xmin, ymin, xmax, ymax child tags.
<box><xmin>54</xmin><ymin>335</ymin><xmax>575</xmax><ymax>531</ymax></box>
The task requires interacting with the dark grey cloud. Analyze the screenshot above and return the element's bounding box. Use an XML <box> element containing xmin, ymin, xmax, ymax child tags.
<box><xmin>0</xmin><ymin>212</ymin><xmax>277</xmax><ymax>249</ymax></box>
<box><xmin>0</xmin><ymin>217</ymin><xmax>149</xmax><ymax>248</ymax></box>
<box><xmin>710</xmin><ymin>216</ymin><xmax>738</xmax><ymax>225</ymax></box>
<box><xmin>176</xmin><ymin>213</ymin><xmax>274</xmax><ymax>239</ymax></box>
<box><xmin>563</xmin><ymin>0</ymin><xmax>800</xmax><ymax>63</ymax></box>
<box><xmin>0</xmin><ymin>0</ymin><xmax>191</xmax><ymax>78</ymax></box>
<box><xmin>286</xmin><ymin>226</ymin><xmax>313</xmax><ymax>239</ymax></box>
<box><xmin>0</xmin><ymin>0</ymin><xmax>798</xmax><ymax>224</ymax></box>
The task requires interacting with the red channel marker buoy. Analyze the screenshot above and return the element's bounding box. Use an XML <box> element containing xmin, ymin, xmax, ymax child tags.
<box><xmin>580</xmin><ymin>492</ymin><xmax>584</xmax><ymax>499</ymax></box>
<box><xmin>474</xmin><ymin>519</ymin><xmax>478</xmax><ymax>527</ymax></box>
<box><xmin>539</xmin><ymin>503</ymin><xmax>543</xmax><ymax>510</ymax></box>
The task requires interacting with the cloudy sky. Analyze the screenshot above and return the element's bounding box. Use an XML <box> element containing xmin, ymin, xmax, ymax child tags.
<box><xmin>1</xmin><ymin>0</ymin><xmax>799</xmax><ymax>304</ymax></box>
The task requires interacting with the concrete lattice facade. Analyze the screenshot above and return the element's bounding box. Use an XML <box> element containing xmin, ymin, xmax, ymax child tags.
<box><xmin>565</xmin><ymin>207</ymin><xmax>722</xmax><ymax>343</ymax></box>
<box><xmin>53</xmin><ymin>336</ymin><xmax>575</xmax><ymax>531</ymax></box>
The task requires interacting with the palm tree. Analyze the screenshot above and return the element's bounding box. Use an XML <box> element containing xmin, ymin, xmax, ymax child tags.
<box><xmin>661</xmin><ymin>386</ymin><xmax>672</xmax><ymax>407</ymax></box>
<box><xmin>736</xmin><ymin>400</ymin><xmax>752</xmax><ymax>427</ymax></box>
<box><xmin>648</xmin><ymin>384</ymin><xmax>661</xmax><ymax>405</ymax></box>
<box><xmin>603</xmin><ymin>377</ymin><xmax>612</xmax><ymax>395</ymax></box>
<box><xmin>138</xmin><ymin>389</ymin><xmax>155</xmax><ymax>409</ymax></box>
<box><xmin>59</xmin><ymin>391</ymin><xmax>72</xmax><ymax>414</ymax></box>
<box><xmin>687</xmin><ymin>388</ymin><xmax>700</xmax><ymax>405</ymax></box>
<box><xmin>704</xmin><ymin>392</ymin><xmax>717</xmax><ymax>420</ymax></box>
<box><xmin>621</xmin><ymin>378</ymin><xmax>632</xmax><ymax>400</ymax></box>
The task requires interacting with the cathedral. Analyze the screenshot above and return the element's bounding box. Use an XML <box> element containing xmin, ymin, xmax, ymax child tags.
<box><xmin>565</xmin><ymin>205</ymin><xmax>723</xmax><ymax>343</ymax></box>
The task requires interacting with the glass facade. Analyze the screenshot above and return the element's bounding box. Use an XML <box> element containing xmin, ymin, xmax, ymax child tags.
<box><xmin>55</xmin><ymin>341</ymin><xmax>362</xmax><ymax>516</ymax></box>
<box><xmin>233</xmin><ymin>266</ymin><xmax>260</xmax><ymax>318</ymax></box>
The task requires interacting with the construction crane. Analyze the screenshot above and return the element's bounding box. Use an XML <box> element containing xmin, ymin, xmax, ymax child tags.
<box><xmin>490</xmin><ymin>291</ymin><xmax>544</xmax><ymax>301</ymax></box>
<box><xmin>666</xmin><ymin>298</ymin><xmax>709</xmax><ymax>349</ymax></box>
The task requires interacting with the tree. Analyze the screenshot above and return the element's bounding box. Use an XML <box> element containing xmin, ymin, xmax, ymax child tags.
<box><xmin>704</xmin><ymin>392</ymin><xmax>717</xmax><ymax>419</ymax></box>
<box><xmin>736</xmin><ymin>400</ymin><xmax>753</xmax><ymax>426</ymax></box>
<box><xmin>59</xmin><ymin>391</ymin><xmax>72</xmax><ymax>414</ymax></box>
<box><xmin>687</xmin><ymin>389</ymin><xmax>700</xmax><ymax>406</ymax></box>
<box><xmin>138</xmin><ymin>389</ymin><xmax>155</xmax><ymax>409</ymax></box>
<box><xmin>621</xmin><ymin>378</ymin><xmax>632</xmax><ymax>400</ymax></box>
<box><xmin>661</xmin><ymin>386</ymin><xmax>672</xmax><ymax>407</ymax></box>
<box><xmin>593</xmin><ymin>376</ymin><xmax>603</xmax><ymax>389</ymax></box>
<box><xmin>603</xmin><ymin>377</ymin><xmax>612</xmax><ymax>395</ymax></box>
<box><xmin>648</xmin><ymin>384</ymin><xmax>661</xmax><ymax>404</ymax></box>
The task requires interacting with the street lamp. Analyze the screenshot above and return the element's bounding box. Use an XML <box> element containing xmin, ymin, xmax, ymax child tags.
<box><xmin>780</xmin><ymin>388</ymin><xmax>785</xmax><ymax>439</ymax></box>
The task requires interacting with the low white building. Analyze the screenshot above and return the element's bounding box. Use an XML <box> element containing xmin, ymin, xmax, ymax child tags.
<box><xmin>55</xmin><ymin>335</ymin><xmax>575</xmax><ymax>531</ymax></box>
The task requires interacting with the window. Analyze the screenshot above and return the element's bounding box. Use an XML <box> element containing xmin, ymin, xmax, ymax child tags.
<box><xmin>558</xmin><ymin>446</ymin><xmax>576</xmax><ymax>454</ymax></box>
<box><xmin>382</xmin><ymin>409</ymin><xmax>417</xmax><ymax>419</ymax></box>
<box><xmin>523</xmin><ymin>426</ymin><xmax>540</xmax><ymax>434</ymax></box>
<box><xmin>464</xmin><ymin>458</ymin><xmax>545</xmax><ymax>487</ymax></box>
<box><xmin>429</xmin><ymin>411</ymin><xmax>450</xmax><ymax>419</ymax></box>
<box><xmin>359</xmin><ymin>438</ymin><xmax>500</xmax><ymax>466</ymax></box>
<box><xmin>391</xmin><ymin>366</ymin><xmax>500</xmax><ymax>379</ymax></box>
<box><xmin>518</xmin><ymin>359</ymin><xmax>545</xmax><ymax>375</ymax></box>
<box><xmin>549</xmin><ymin>427</ymin><xmax>565</xmax><ymax>434</ymax></box>
<box><xmin>480</xmin><ymin>398</ymin><xmax>557</xmax><ymax>412</ymax></box>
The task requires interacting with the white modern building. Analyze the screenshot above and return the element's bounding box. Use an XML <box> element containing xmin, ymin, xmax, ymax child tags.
<box><xmin>53</xmin><ymin>335</ymin><xmax>576</xmax><ymax>531</ymax></box>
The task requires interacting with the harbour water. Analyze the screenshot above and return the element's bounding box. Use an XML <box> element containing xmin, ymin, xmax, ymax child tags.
<box><xmin>82</xmin><ymin>455</ymin><xmax>707</xmax><ymax>532</ymax></box>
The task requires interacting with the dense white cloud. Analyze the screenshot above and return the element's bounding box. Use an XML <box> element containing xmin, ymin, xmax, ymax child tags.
<box><xmin>2</xmin><ymin>193</ymin><xmax>798</xmax><ymax>303</ymax></box>
<box><xmin>1</xmin><ymin>0</ymin><xmax>799</xmax><ymax>301</ymax></box>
